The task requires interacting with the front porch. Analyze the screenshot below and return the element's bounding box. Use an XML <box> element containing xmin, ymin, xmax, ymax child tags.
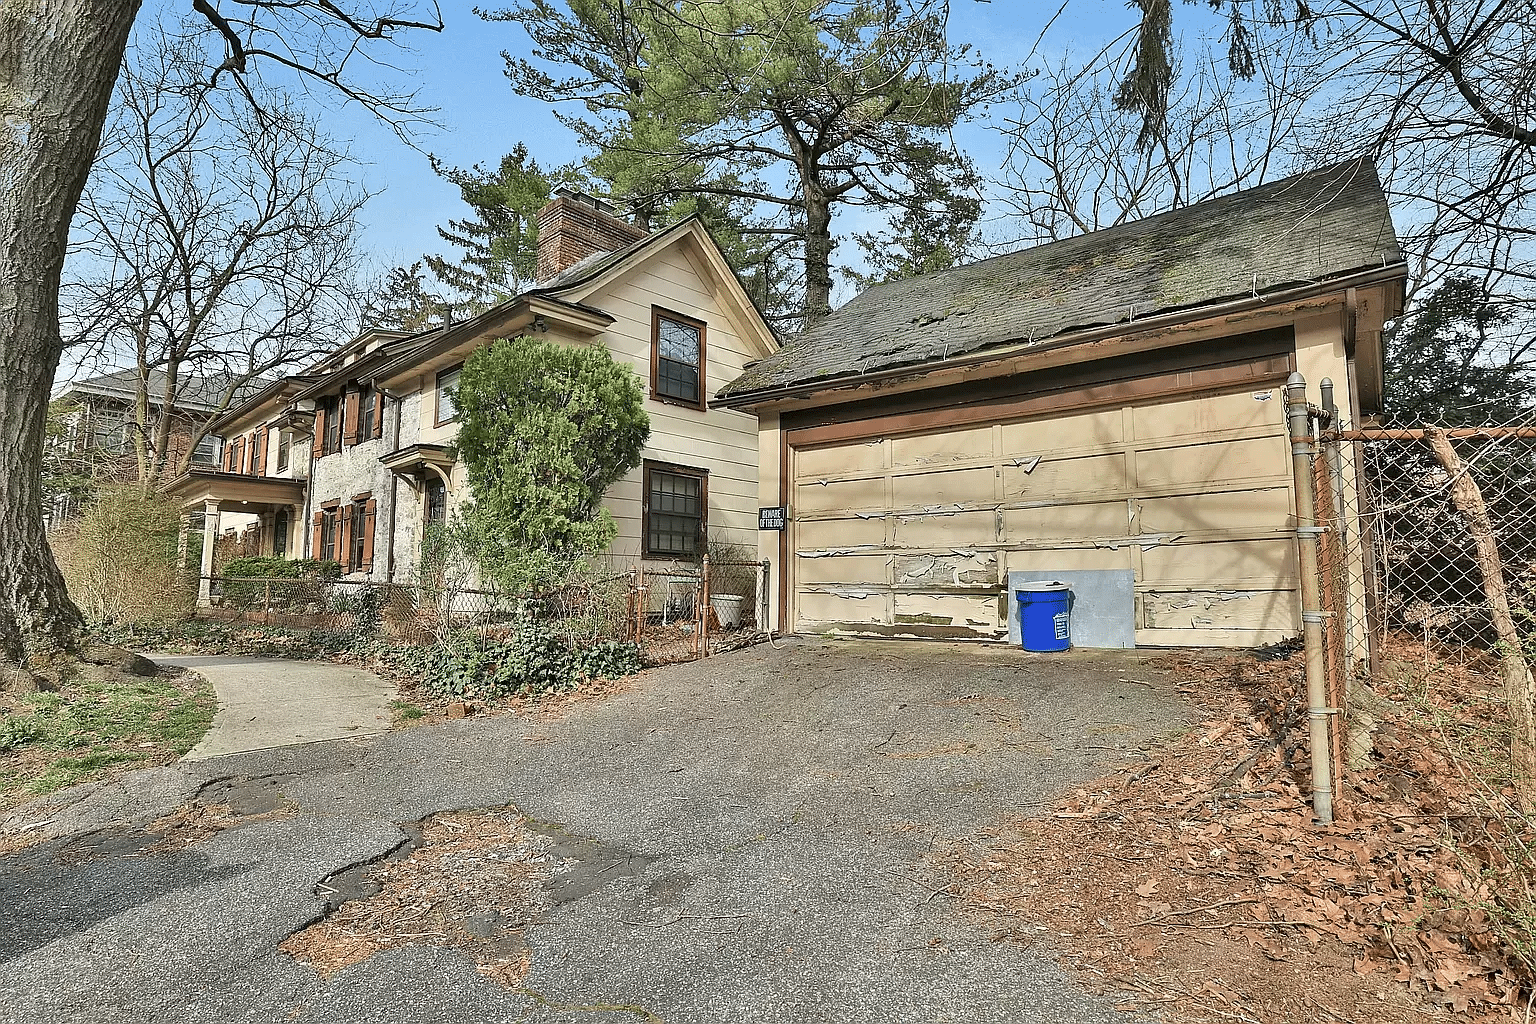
<box><xmin>161</xmin><ymin>468</ymin><xmax>307</xmax><ymax>605</ymax></box>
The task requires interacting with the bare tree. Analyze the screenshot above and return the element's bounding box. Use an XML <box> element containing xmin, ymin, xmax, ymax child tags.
<box><xmin>65</xmin><ymin>24</ymin><xmax>371</xmax><ymax>485</ymax></box>
<box><xmin>995</xmin><ymin>36</ymin><xmax>1320</xmax><ymax>247</ymax></box>
<box><xmin>0</xmin><ymin>0</ymin><xmax>439</xmax><ymax>672</ymax></box>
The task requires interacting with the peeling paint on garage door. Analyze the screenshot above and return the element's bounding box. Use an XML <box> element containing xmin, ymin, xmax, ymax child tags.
<box><xmin>787</xmin><ymin>387</ymin><xmax>1300</xmax><ymax>646</ymax></box>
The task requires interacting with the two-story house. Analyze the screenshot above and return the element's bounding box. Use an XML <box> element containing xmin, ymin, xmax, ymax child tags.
<box><xmin>164</xmin><ymin>191</ymin><xmax>776</xmax><ymax>603</ymax></box>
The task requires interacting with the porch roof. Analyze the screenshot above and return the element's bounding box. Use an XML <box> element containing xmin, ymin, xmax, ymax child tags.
<box><xmin>161</xmin><ymin>468</ymin><xmax>306</xmax><ymax>513</ymax></box>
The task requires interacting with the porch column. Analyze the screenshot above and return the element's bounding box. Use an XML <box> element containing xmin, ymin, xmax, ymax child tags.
<box><xmin>198</xmin><ymin>500</ymin><xmax>220</xmax><ymax>607</ymax></box>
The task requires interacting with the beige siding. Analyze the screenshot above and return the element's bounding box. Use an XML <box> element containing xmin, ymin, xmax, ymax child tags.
<box><xmin>581</xmin><ymin>238</ymin><xmax>763</xmax><ymax>564</ymax></box>
<box><xmin>786</xmin><ymin>383</ymin><xmax>1301</xmax><ymax>646</ymax></box>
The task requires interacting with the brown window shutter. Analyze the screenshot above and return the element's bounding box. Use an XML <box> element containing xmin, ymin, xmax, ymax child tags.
<box><xmin>222</xmin><ymin>440</ymin><xmax>232</xmax><ymax>472</ymax></box>
<box><xmin>361</xmin><ymin>498</ymin><xmax>377</xmax><ymax>572</ymax></box>
<box><xmin>373</xmin><ymin>390</ymin><xmax>385</xmax><ymax>440</ymax></box>
<box><xmin>256</xmin><ymin>426</ymin><xmax>268</xmax><ymax>475</ymax></box>
<box><xmin>342</xmin><ymin>388</ymin><xmax>360</xmax><ymax>447</ymax></box>
<box><xmin>311</xmin><ymin>511</ymin><xmax>324</xmax><ymax>558</ymax></box>
<box><xmin>338</xmin><ymin>505</ymin><xmax>353</xmax><ymax>571</ymax></box>
<box><xmin>314</xmin><ymin>405</ymin><xmax>327</xmax><ymax>456</ymax></box>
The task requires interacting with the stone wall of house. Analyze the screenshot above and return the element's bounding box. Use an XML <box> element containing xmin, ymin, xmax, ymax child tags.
<box><xmin>307</xmin><ymin>429</ymin><xmax>392</xmax><ymax>581</ymax></box>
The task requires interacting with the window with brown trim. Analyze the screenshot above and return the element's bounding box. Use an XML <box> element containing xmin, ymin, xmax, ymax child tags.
<box><xmin>318</xmin><ymin>505</ymin><xmax>339</xmax><ymax>562</ymax></box>
<box><xmin>651</xmin><ymin>307</ymin><xmax>705</xmax><ymax>407</ymax></box>
<box><xmin>435</xmin><ymin>366</ymin><xmax>461</xmax><ymax>426</ymax></box>
<box><xmin>276</xmin><ymin>431</ymin><xmax>290</xmax><ymax>471</ymax></box>
<box><xmin>320</xmin><ymin>395</ymin><xmax>342</xmax><ymax>455</ymax></box>
<box><xmin>642</xmin><ymin>461</ymin><xmax>707</xmax><ymax>559</ymax></box>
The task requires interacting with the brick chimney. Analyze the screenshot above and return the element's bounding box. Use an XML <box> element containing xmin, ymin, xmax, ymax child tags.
<box><xmin>535</xmin><ymin>189</ymin><xmax>648</xmax><ymax>282</ymax></box>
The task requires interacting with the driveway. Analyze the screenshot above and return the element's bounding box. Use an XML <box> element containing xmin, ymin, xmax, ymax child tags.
<box><xmin>0</xmin><ymin>638</ymin><xmax>1189</xmax><ymax>1024</ymax></box>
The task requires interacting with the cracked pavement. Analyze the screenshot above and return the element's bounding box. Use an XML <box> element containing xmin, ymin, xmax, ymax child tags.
<box><xmin>0</xmin><ymin>638</ymin><xmax>1189</xmax><ymax>1023</ymax></box>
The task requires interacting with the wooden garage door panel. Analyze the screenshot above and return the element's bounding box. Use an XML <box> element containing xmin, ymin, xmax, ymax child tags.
<box><xmin>890</xmin><ymin>426</ymin><xmax>992</xmax><ymax>469</ymax></box>
<box><xmin>798</xmin><ymin>440</ymin><xmax>883</xmax><ymax>479</ymax></box>
<box><xmin>1000</xmin><ymin>408</ymin><xmax>1123</xmax><ymax>452</ymax></box>
<box><xmin>1003</xmin><ymin>501</ymin><xmax>1128</xmax><ymax>542</ymax></box>
<box><xmin>1003</xmin><ymin>452</ymin><xmax>1127</xmax><ymax>499</ymax></box>
<box><xmin>1138</xmin><ymin>487</ymin><xmax>1292</xmax><ymax>534</ymax></box>
<box><xmin>893</xmin><ymin>510</ymin><xmax>996</xmax><ymax>548</ymax></box>
<box><xmin>795</xmin><ymin>516</ymin><xmax>888</xmax><ymax>550</ymax></box>
<box><xmin>1134</xmin><ymin>389</ymin><xmax>1282</xmax><ymax>440</ymax></box>
<box><xmin>1142</xmin><ymin>589</ymin><xmax>1298</xmax><ymax>630</ymax></box>
<box><xmin>797</xmin><ymin>553</ymin><xmax>890</xmax><ymax>586</ymax></box>
<box><xmin>1136</xmin><ymin>435</ymin><xmax>1287</xmax><ymax>490</ymax></box>
<box><xmin>1006</xmin><ymin>546</ymin><xmax>1132</xmax><ymax>572</ymax></box>
<box><xmin>797</xmin><ymin>590</ymin><xmax>886</xmax><ymax>625</ymax></box>
<box><xmin>892</xmin><ymin>592</ymin><xmax>1000</xmax><ymax>632</ymax></box>
<box><xmin>892</xmin><ymin>551</ymin><xmax>997</xmax><ymax>588</ymax></box>
<box><xmin>1140</xmin><ymin>538</ymin><xmax>1298</xmax><ymax>586</ymax></box>
<box><xmin>890</xmin><ymin>465</ymin><xmax>995</xmax><ymax>509</ymax></box>
<box><xmin>796</xmin><ymin>475</ymin><xmax>885</xmax><ymax>513</ymax></box>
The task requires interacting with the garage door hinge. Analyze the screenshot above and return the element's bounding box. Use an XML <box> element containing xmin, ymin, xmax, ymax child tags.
<box><xmin>1295</xmin><ymin>526</ymin><xmax>1328</xmax><ymax>537</ymax></box>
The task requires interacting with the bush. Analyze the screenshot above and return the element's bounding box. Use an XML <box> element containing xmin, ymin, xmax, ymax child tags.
<box><xmin>51</xmin><ymin>485</ymin><xmax>193</xmax><ymax>624</ymax></box>
<box><xmin>404</xmin><ymin>622</ymin><xmax>643</xmax><ymax>700</ymax></box>
<box><xmin>453</xmin><ymin>335</ymin><xmax>650</xmax><ymax>593</ymax></box>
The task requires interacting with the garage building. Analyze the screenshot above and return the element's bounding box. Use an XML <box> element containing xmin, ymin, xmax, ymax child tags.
<box><xmin>717</xmin><ymin>159</ymin><xmax>1406</xmax><ymax>648</ymax></box>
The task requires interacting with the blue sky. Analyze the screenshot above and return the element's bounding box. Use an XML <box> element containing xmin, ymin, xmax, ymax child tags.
<box><xmin>323</xmin><ymin>1</ymin><xmax>1153</xmax><ymax>280</ymax></box>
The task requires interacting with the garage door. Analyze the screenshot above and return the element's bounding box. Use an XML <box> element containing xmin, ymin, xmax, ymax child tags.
<box><xmin>788</xmin><ymin>386</ymin><xmax>1299</xmax><ymax>647</ymax></box>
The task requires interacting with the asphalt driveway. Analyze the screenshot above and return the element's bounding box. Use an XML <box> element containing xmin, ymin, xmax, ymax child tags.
<box><xmin>0</xmin><ymin>638</ymin><xmax>1190</xmax><ymax>1024</ymax></box>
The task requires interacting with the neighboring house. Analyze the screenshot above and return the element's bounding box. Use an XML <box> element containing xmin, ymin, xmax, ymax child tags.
<box><xmin>164</xmin><ymin>190</ymin><xmax>777</xmax><ymax>602</ymax></box>
<box><xmin>53</xmin><ymin>369</ymin><xmax>270</xmax><ymax>481</ymax></box>
<box><xmin>718</xmin><ymin>158</ymin><xmax>1406</xmax><ymax>650</ymax></box>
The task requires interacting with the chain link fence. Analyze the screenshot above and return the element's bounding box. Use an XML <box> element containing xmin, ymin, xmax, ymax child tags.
<box><xmin>195</xmin><ymin>556</ymin><xmax>770</xmax><ymax>667</ymax></box>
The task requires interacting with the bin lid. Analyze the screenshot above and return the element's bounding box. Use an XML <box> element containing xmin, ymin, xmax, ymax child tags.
<box><xmin>1015</xmin><ymin>581</ymin><xmax>1070</xmax><ymax>594</ymax></box>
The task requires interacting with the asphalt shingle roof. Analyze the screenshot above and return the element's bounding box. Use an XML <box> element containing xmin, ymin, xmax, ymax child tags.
<box><xmin>721</xmin><ymin>158</ymin><xmax>1401</xmax><ymax>399</ymax></box>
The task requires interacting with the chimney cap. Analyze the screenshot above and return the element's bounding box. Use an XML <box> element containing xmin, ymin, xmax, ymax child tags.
<box><xmin>550</xmin><ymin>188</ymin><xmax>616</xmax><ymax>215</ymax></box>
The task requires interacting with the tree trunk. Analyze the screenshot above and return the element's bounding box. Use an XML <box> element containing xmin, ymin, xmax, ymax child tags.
<box><xmin>0</xmin><ymin>0</ymin><xmax>141</xmax><ymax>664</ymax></box>
<box><xmin>802</xmin><ymin>182</ymin><xmax>834</xmax><ymax>325</ymax></box>
<box><xmin>1425</xmin><ymin>426</ymin><xmax>1536</xmax><ymax>812</ymax></box>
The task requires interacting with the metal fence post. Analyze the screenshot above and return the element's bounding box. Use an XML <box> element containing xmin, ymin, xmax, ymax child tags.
<box><xmin>1286</xmin><ymin>372</ymin><xmax>1336</xmax><ymax>825</ymax></box>
<box><xmin>699</xmin><ymin>554</ymin><xmax>711</xmax><ymax>658</ymax></box>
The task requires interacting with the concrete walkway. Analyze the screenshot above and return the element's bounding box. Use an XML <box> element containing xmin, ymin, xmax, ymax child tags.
<box><xmin>149</xmin><ymin>655</ymin><xmax>395</xmax><ymax>760</ymax></box>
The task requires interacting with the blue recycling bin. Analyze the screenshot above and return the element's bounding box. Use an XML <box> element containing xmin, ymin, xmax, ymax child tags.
<box><xmin>1016</xmin><ymin>582</ymin><xmax>1072</xmax><ymax>652</ymax></box>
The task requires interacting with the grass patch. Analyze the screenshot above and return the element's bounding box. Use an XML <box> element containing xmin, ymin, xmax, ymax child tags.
<box><xmin>391</xmin><ymin>699</ymin><xmax>426</xmax><ymax>725</ymax></box>
<box><xmin>0</xmin><ymin>667</ymin><xmax>216</xmax><ymax>807</ymax></box>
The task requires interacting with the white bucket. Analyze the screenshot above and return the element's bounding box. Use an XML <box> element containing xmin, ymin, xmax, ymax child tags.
<box><xmin>710</xmin><ymin>594</ymin><xmax>745</xmax><ymax>629</ymax></box>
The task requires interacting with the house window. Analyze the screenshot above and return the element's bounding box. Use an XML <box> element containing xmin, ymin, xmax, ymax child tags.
<box><xmin>425</xmin><ymin>477</ymin><xmax>447</xmax><ymax>526</ymax></box>
<box><xmin>274</xmin><ymin>510</ymin><xmax>289</xmax><ymax>557</ymax></box>
<box><xmin>359</xmin><ymin>386</ymin><xmax>376</xmax><ymax>441</ymax></box>
<box><xmin>319</xmin><ymin>507</ymin><xmax>338</xmax><ymax>561</ymax></box>
<box><xmin>435</xmin><ymin>366</ymin><xmax>461</xmax><ymax>426</ymax></box>
<box><xmin>192</xmin><ymin>433</ymin><xmax>219</xmax><ymax>466</ymax></box>
<box><xmin>322</xmin><ymin>395</ymin><xmax>342</xmax><ymax>455</ymax></box>
<box><xmin>276</xmin><ymin>431</ymin><xmax>290</xmax><ymax>471</ymax></box>
<box><xmin>643</xmin><ymin>462</ymin><xmax>707</xmax><ymax>559</ymax></box>
<box><xmin>92</xmin><ymin>406</ymin><xmax>129</xmax><ymax>452</ymax></box>
<box><xmin>651</xmin><ymin>308</ymin><xmax>705</xmax><ymax>407</ymax></box>
<box><xmin>349</xmin><ymin>500</ymin><xmax>368</xmax><ymax>571</ymax></box>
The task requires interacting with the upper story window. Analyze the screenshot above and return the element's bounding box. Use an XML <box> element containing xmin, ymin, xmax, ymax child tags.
<box><xmin>91</xmin><ymin>406</ymin><xmax>129</xmax><ymax>452</ymax></box>
<box><xmin>276</xmin><ymin>430</ymin><xmax>290</xmax><ymax>471</ymax></box>
<box><xmin>192</xmin><ymin>434</ymin><xmax>219</xmax><ymax>466</ymax></box>
<box><xmin>651</xmin><ymin>308</ymin><xmax>705</xmax><ymax>408</ymax></box>
<box><xmin>358</xmin><ymin>385</ymin><xmax>377</xmax><ymax>441</ymax></box>
<box><xmin>320</xmin><ymin>395</ymin><xmax>342</xmax><ymax>456</ymax></box>
<box><xmin>435</xmin><ymin>366</ymin><xmax>461</xmax><ymax>426</ymax></box>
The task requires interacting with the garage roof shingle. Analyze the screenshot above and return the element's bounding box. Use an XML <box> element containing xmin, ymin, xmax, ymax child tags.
<box><xmin>720</xmin><ymin>158</ymin><xmax>1400</xmax><ymax>400</ymax></box>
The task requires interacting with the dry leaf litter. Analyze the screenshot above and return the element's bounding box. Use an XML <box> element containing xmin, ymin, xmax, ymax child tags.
<box><xmin>943</xmin><ymin>639</ymin><xmax>1535</xmax><ymax>1023</ymax></box>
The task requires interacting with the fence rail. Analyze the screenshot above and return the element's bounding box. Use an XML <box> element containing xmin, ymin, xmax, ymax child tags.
<box><xmin>194</xmin><ymin>556</ymin><xmax>771</xmax><ymax>666</ymax></box>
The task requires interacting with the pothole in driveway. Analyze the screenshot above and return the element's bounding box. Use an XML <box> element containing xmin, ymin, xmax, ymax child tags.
<box><xmin>51</xmin><ymin>773</ymin><xmax>296</xmax><ymax>863</ymax></box>
<box><xmin>281</xmin><ymin>806</ymin><xmax>649</xmax><ymax>987</ymax></box>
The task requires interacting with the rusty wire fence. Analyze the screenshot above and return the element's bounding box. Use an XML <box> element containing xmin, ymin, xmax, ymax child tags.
<box><xmin>1313</xmin><ymin>410</ymin><xmax>1536</xmax><ymax>679</ymax></box>
<box><xmin>195</xmin><ymin>556</ymin><xmax>770</xmax><ymax>667</ymax></box>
